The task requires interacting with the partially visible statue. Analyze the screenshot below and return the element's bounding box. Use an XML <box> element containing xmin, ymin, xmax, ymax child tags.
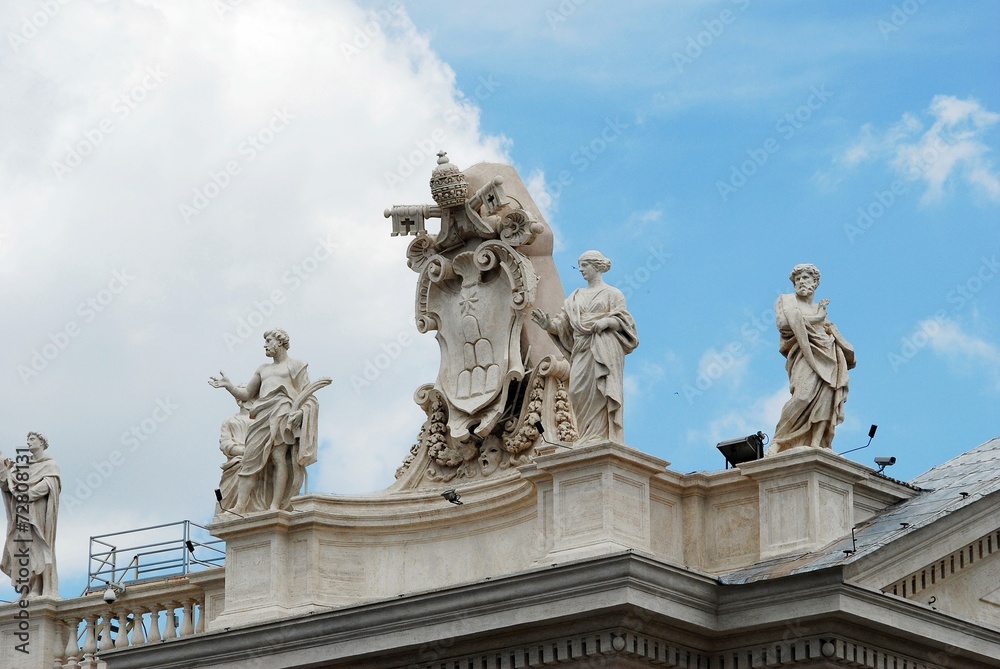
<box><xmin>217</xmin><ymin>391</ymin><xmax>250</xmax><ymax>511</ymax></box>
<box><xmin>209</xmin><ymin>329</ymin><xmax>330</xmax><ymax>513</ymax></box>
<box><xmin>532</xmin><ymin>250</ymin><xmax>639</xmax><ymax>446</ymax></box>
<box><xmin>769</xmin><ymin>264</ymin><xmax>855</xmax><ymax>454</ymax></box>
<box><xmin>1</xmin><ymin>432</ymin><xmax>61</xmax><ymax>598</ymax></box>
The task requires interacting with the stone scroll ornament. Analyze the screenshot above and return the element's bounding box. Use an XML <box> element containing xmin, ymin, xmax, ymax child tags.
<box><xmin>388</xmin><ymin>153</ymin><xmax>579</xmax><ymax>489</ymax></box>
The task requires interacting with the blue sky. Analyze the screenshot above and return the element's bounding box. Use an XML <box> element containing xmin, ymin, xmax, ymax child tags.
<box><xmin>406</xmin><ymin>0</ymin><xmax>1000</xmax><ymax>475</ymax></box>
<box><xmin>1</xmin><ymin>0</ymin><xmax>997</xmax><ymax>599</ymax></box>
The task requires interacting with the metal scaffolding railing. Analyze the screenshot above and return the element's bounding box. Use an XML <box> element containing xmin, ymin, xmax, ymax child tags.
<box><xmin>81</xmin><ymin>520</ymin><xmax>224</xmax><ymax>595</ymax></box>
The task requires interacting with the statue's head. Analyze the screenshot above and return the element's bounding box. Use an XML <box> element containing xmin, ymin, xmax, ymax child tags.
<box><xmin>578</xmin><ymin>250</ymin><xmax>611</xmax><ymax>274</ymax></box>
<box><xmin>789</xmin><ymin>263</ymin><xmax>820</xmax><ymax>295</ymax></box>
<box><xmin>26</xmin><ymin>432</ymin><xmax>48</xmax><ymax>451</ymax></box>
<box><xmin>263</xmin><ymin>329</ymin><xmax>290</xmax><ymax>350</ymax></box>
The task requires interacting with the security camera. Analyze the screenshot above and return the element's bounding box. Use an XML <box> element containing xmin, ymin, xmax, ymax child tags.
<box><xmin>102</xmin><ymin>582</ymin><xmax>125</xmax><ymax>604</ymax></box>
<box><xmin>874</xmin><ymin>456</ymin><xmax>896</xmax><ymax>474</ymax></box>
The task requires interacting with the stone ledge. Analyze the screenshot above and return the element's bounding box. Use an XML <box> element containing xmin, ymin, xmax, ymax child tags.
<box><xmin>99</xmin><ymin>552</ymin><xmax>1000</xmax><ymax>669</ymax></box>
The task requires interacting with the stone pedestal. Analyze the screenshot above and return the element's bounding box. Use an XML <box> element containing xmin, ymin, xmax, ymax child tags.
<box><xmin>0</xmin><ymin>596</ymin><xmax>62</xmax><ymax>669</ymax></box>
<box><xmin>520</xmin><ymin>442</ymin><xmax>669</xmax><ymax>563</ymax></box>
<box><xmin>739</xmin><ymin>447</ymin><xmax>869</xmax><ymax>560</ymax></box>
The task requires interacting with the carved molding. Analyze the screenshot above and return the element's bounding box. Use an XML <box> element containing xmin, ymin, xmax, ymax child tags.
<box><xmin>882</xmin><ymin>528</ymin><xmax>1000</xmax><ymax>600</ymax></box>
<box><xmin>420</xmin><ymin>629</ymin><xmax>953</xmax><ymax>669</ymax></box>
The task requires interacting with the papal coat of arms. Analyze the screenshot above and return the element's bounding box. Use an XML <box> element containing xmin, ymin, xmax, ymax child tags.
<box><xmin>385</xmin><ymin>153</ymin><xmax>578</xmax><ymax>488</ymax></box>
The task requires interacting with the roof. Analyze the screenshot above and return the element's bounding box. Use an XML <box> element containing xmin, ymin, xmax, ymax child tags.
<box><xmin>720</xmin><ymin>436</ymin><xmax>1000</xmax><ymax>585</ymax></box>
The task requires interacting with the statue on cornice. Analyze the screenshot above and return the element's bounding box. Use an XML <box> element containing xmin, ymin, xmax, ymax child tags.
<box><xmin>210</xmin><ymin>329</ymin><xmax>330</xmax><ymax>512</ymax></box>
<box><xmin>1</xmin><ymin>432</ymin><xmax>60</xmax><ymax>598</ymax></box>
<box><xmin>532</xmin><ymin>250</ymin><xmax>638</xmax><ymax>447</ymax></box>
<box><xmin>769</xmin><ymin>264</ymin><xmax>855</xmax><ymax>454</ymax></box>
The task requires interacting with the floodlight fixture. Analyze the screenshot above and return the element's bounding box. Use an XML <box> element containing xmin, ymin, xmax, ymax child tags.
<box><xmin>717</xmin><ymin>432</ymin><xmax>766</xmax><ymax>469</ymax></box>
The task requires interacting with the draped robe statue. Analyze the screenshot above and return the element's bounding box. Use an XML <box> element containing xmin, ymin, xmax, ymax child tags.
<box><xmin>210</xmin><ymin>329</ymin><xmax>327</xmax><ymax>513</ymax></box>
<box><xmin>770</xmin><ymin>264</ymin><xmax>855</xmax><ymax>454</ymax></box>
<box><xmin>1</xmin><ymin>432</ymin><xmax>60</xmax><ymax>598</ymax></box>
<box><xmin>218</xmin><ymin>396</ymin><xmax>250</xmax><ymax>510</ymax></box>
<box><xmin>532</xmin><ymin>250</ymin><xmax>638</xmax><ymax>446</ymax></box>
<box><xmin>239</xmin><ymin>357</ymin><xmax>320</xmax><ymax>512</ymax></box>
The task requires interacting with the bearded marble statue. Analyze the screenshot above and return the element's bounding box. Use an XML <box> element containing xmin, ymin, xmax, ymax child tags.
<box><xmin>769</xmin><ymin>264</ymin><xmax>855</xmax><ymax>454</ymax></box>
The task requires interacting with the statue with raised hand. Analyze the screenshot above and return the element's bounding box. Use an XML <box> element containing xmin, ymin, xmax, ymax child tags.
<box><xmin>210</xmin><ymin>329</ymin><xmax>330</xmax><ymax>512</ymax></box>
<box><xmin>532</xmin><ymin>250</ymin><xmax>638</xmax><ymax>446</ymax></box>
<box><xmin>770</xmin><ymin>264</ymin><xmax>855</xmax><ymax>454</ymax></box>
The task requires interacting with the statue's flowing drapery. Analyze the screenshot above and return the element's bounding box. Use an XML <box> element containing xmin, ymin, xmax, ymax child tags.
<box><xmin>239</xmin><ymin>360</ymin><xmax>319</xmax><ymax>511</ymax></box>
<box><xmin>1</xmin><ymin>454</ymin><xmax>60</xmax><ymax>596</ymax></box>
<box><xmin>772</xmin><ymin>294</ymin><xmax>855</xmax><ymax>452</ymax></box>
<box><xmin>550</xmin><ymin>285</ymin><xmax>638</xmax><ymax>446</ymax></box>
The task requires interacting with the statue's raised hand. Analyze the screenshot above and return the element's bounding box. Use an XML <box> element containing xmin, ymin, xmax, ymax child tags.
<box><xmin>208</xmin><ymin>371</ymin><xmax>231</xmax><ymax>389</ymax></box>
<box><xmin>531</xmin><ymin>308</ymin><xmax>550</xmax><ymax>330</ymax></box>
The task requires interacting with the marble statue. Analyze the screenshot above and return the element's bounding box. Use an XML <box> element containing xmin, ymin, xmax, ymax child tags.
<box><xmin>1</xmin><ymin>432</ymin><xmax>60</xmax><ymax>598</ymax></box>
<box><xmin>769</xmin><ymin>264</ymin><xmax>855</xmax><ymax>454</ymax></box>
<box><xmin>387</xmin><ymin>153</ymin><xmax>580</xmax><ymax>489</ymax></box>
<box><xmin>532</xmin><ymin>250</ymin><xmax>639</xmax><ymax>446</ymax></box>
<box><xmin>217</xmin><ymin>391</ymin><xmax>250</xmax><ymax>511</ymax></box>
<box><xmin>209</xmin><ymin>329</ymin><xmax>330</xmax><ymax>513</ymax></box>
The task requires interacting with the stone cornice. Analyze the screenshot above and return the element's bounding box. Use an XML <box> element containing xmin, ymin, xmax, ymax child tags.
<box><xmin>208</xmin><ymin>474</ymin><xmax>538</xmax><ymax>541</ymax></box>
<box><xmin>101</xmin><ymin>552</ymin><xmax>1000</xmax><ymax>669</ymax></box>
<box><xmin>738</xmin><ymin>446</ymin><xmax>870</xmax><ymax>485</ymax></box>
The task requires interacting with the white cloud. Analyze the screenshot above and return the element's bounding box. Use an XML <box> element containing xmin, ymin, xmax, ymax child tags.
<box><xmin>688</xmin><ymin>386</ymin><xmax>788</xmax><ymax>449</ymax></box>
<box><xmin>922</xmin><ymin>319</ymin><xmax>1000</xmax><ymax>383</ymax></box>
<box><xmin>624</xmin><ymin>207</ymin><xmax>664</xmax><ymax>238</ymax></box>
<box><xmin>0</xmin><ymin>0</ymin><xmax>511</xmax><ymax>598</ymax></box>
<box><xmin>696</xmin><ymin>345</ymin><xmax>751</xmax><ymax>390</ymax></box>
<box><xmin>828</xmin><ymin>95</ymin><xmax>1000</xmax><ymax>203</ymax></box>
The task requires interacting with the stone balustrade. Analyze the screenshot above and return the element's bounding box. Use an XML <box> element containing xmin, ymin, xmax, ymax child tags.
<box><xmin>0</xmin><ymin>568</ymin><xmax>223</xmax><ymax>669</ymax></box>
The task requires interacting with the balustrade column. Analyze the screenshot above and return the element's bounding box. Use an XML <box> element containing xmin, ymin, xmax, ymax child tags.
<box><xmin>62</xmin><ymin>617</ymin><xmax>80</xmax><ymax>667</ymax></box>
<box><xmin>115</xmin><ymin>610</ymin><xmax>130</xmax><ymax>649</ymax></box>
<box><xmin>162</xmin><ymin>602</ymin><xmax>178</xmax><ymax>640</ymax></box>
<box><xmin>179</xmin><ymin>600</ymin><xmax>195</xmax><ymax>637</ymax></box>
<box><xmin>130</xmin><ymin>607</ymin><xmax>147</xmax><ymax>647</ymax></box>
<box><xmin>97</xmin><ymin>613</ymin><xmax>113</xmax><ymax>653</ymax></box>
<box><xmin>81</xmin><ymin>614</ymin><xmax>98</xmax><ymax>658</ymax></box>
<box><xmin>195</xmin><ymin>595</ymin><xmax>206</xmax><ymax>634</ymax></box>
<box><xmin>147</xmin><ymin>604</ymin><xmax>162</xmax><ymax>643</ymax></box>
<box><xmin>78</xmin><ymin>614</ymin><xmax>99</xmax><ymax>669</ymax></box>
